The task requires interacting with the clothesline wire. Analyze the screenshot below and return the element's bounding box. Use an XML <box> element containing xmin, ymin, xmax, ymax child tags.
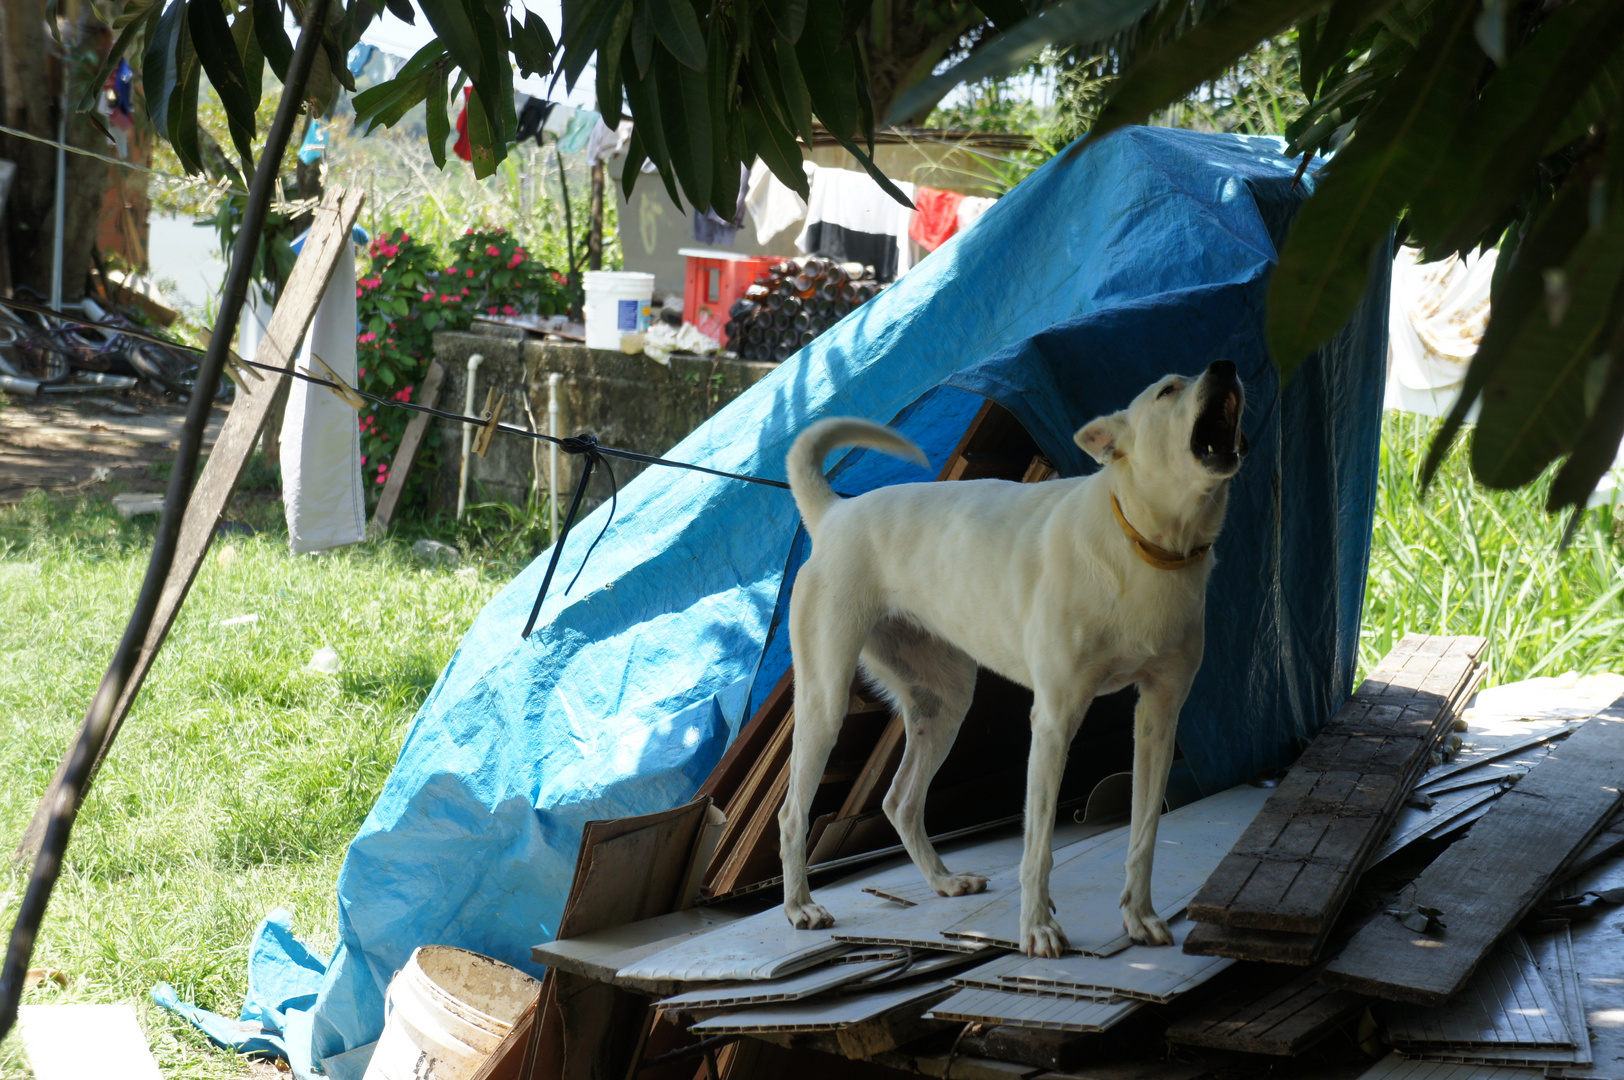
<box><xmin>0</xmin><ymin>122</ymin><xmax>321</xmax><ymax>216</ymax></box>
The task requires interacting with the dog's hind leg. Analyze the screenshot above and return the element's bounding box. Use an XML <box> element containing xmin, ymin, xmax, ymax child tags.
<box><xmin>780</xmin><ymin>565</ymin><xmax>874</xmax><ymax>931</ymax></box>
<box><xmin>861</xmin><ymin>621</ymin><xmax>984</xmax><ymax>897</ymax></box>
<box><xmin>1120</xmin><ymin>669</ymin><xmax>1191</xmax><ymax>947</ymax></box>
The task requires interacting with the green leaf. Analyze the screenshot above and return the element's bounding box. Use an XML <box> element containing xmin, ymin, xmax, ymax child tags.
<box><xmin>706</xmin><ymin>13</ymin><xmax>735</xmax><ymax>213</ymax></box>
<box><xmin>1408</xmin><ymin>0</ymin><xmax>1624</xmax><ymax>256</ymax></box>
<box><xmin>190</xmin><ymin>0</ymin><xmax>257</xmax><ymax>143</ymax></box>
<box><xmin>772</xmin><ymin>32</ymin><xmax>815</xmax><ymax>144</ymax></box>
<box><xmin>381</xmin><ymin>0</ymin><xmax>414</xmax><ymax>24</ymax></box>
<box><xmin>764</xmin><ymin>0</ymin><xmax>807</xmax><ymax>42</ymax></box>
<box><xmin>1094</xmin><ymin>0</ymin><xmax>1338</xmax><ymax>142</ymax></box>
<box><xmin>596</xmin><ymin>1</ymin><xmax>633</xmax><ymax>125</ymax></box>
<box><xmin>1471</xmin><ymin>212</ymin><xmax>1624</xmax><ymax>488</ymax></box>
<box><xmin>142</xmin><ymin>0</ymin><xmax>187</xmax><ymax>137</ymax></box>
<box><xmin>232</xmin><ymin>1</ymin><xmax>264</xmax><ymax>108</ymax></box>
<box><xmin>839</xmin><ymin>135</ymin><xmax>915</xmax><ymax>209</ymax></box>
<box><xmin>795</xmin><ymin>1</ymin><xmax>857</xmax><ymax>142</ymax></box>
<box><xmin>1301</xmin><ymin>0</ymin><xmax>1399</xmax><ymax>97</ymax></box>
<box><xmin>1549</xmin><ymin>348</ymin><xmax>1624</xmax><ymax>511</ymax></box>
<box><xmin>740</xmin><ymin>86</ymin><xmax>807</xmax><ymax>198</ymax></box>
<box><xmin>622</xmin><ymin>63</ymin><xmax>686</xmax><ymax>206</ymax></box>
<box><xmin>510</xmin><ymin>10</ymin><xmax>555</xmax><ymax>76</ymax></box>
<box><xmin>418</xmin><ymin>0</ymin><xmax>484</xmax><ymax>80</ymax></box>
<box><xmin>970</xmin><ymin>0</ymin><xmax>1027</xmax><ymax>33</ymax></box>
<box><xmin>425</xmin><ymin>65</ymin><xmax>450</xmax><ymax>168</ymax></box>
<box><xmin>1267</xmin><ymin>0</ymin><xmax>1486</xmax><ymax>375</ymax></box>
<box><xmin>619</xmin><ymin>125</ymin><xmax>648</xmax><ymax>200</ymax></box>
<box><xmin>630</xmin><ymin>0</ymin><xmax>653</xmax><ymax>76</ymax></box>
<box><xmin>169</xmin><ymin>49</ymin><xmax>205</xmax><ymax>174</ymax></box>
<box><xmin>76</xmin><ymin>0</ymin><xmax>161</xmax><ymax>116</ymax></box>
<box><xmin>649</xmin><ymin>0</ymin><xmax>707</xmax><ymax>71</ymax></box>
<box><xmin>1422</xmin><ymin>177</ymin><xmax>1595</xmax><ymax>488</ymax></box>
<box><xmin>253</xmin><ymin>0</ymin><xmax>294</xmax><ymax>81</ymax></box>
<box><xmin>1546</xmin><ymin>44</ymin><xmax>1624</xmax><ymax>153</ymax></box>
<box><xmin>885</xmin><ymin>0</ymin><xmax>1155</xmax><ymax>125</ymax></box>
<box><xmin>653</xmin><ymin>47</ymin><xmax>713</xmax><ymax>209</ymax></box>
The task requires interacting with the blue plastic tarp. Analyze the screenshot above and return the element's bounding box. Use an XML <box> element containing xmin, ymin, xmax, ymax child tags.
<box><xmin>157</xmin><ymin>127</ymin><xmax>1388</xmax><ymax>1077</ymax></box>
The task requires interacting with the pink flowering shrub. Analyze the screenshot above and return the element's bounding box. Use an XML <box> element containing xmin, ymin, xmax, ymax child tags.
<box><xmin>353</xmin><ymin>227</ymin><xmax>571</xmax><ymax>511</ymax></box>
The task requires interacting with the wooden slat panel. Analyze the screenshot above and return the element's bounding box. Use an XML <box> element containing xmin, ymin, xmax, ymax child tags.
<box><xmin>1187</xmin><ymin>636</ymin><xmax>1485</xmax><ymax>936</ymax></box>
<box><xmin>1165</xmin><ymin>965</ymin><xmax>1368</xmax><ymax>1055</ymax></box>
<box><xmin>1322</xmin><ymin>704</ymin><xmax>1624</xmax><ymax>1005</ymax></box>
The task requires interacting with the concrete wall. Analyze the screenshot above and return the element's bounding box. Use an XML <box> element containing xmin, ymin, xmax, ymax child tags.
<box><xmin>432</xmin><ymin>326</ymin><xmax>776</xmax><ymax>516</ymax></box>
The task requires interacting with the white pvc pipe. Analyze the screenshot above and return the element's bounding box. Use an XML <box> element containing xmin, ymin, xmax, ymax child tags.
<box><xmin>457</xmin><ymin>353</ymin><xmax>484</xmax><ymax>519</ymax></box>
<box><xmin>547</xmin><ymin>372</ymin><xmax>561</xmax><ymax>540</ymax></box>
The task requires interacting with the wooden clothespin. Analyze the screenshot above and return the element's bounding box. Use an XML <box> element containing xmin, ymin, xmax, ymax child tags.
<box><xmin>195</xmin><ymin>328</ymin><xmax>264</xmax><ymax>385</ymax></box>
<box><xmin>303</xmin><ymin>354</ymin><xmax>365</xmax><ymax>410</ymax></box>
<box><xmin>473</xmin><ymin>386</ymin><xmax>506</xmax><ymax>457</ymax></box>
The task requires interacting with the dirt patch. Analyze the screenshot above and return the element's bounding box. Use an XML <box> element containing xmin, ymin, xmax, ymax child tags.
<box><xmin>0</xmin><ymin>395</ymin><xmax>227</xmax><ymax>504</ymax></box>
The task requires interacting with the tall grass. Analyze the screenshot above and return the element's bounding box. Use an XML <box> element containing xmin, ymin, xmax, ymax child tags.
<box><xmin>1361</xmin><ymin>410</ymin><xmax>1624</xmax><ymax>683</ymax></box>
<box><xmin>0</xmin><ymin>494</ymin><xmax>502</xmax><ymax>1080</ymax></box>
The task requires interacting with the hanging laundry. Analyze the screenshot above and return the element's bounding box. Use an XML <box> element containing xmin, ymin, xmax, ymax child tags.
<box><xmin>452</xmin><ymin>87</ymin><xmax>472</xmax><ymax>162</ymax></box>
<box><xmin>691</xmin><ymin>164</ymin><xmax>750</xmax><ymax>246</ymax></box>
<box><xmin>99</xmin><ymin>59</ymin><xmax>136</xmax><ymax>158</ymax></box>
<box><xmin>957</xmin><ymin>195</ymin><xmax>995</xmax><ymax>232</ymax></box>
<box><xmin>586</xmin><ymin>118</ymin><xmax>632</xmax><ymax>164</ymax></box>
<box><xmin>542</xmin><ymin>103</ymin><xmax>576</xmax><ymax>139</ymax></box>
<box><xmin>744</xmin><ymin>158</ymin><xmax>812</xmax><ymax>245</ymax></box>
<box><xmin>557</xmin><ymin>109</ymin><xmax>598</xmax><ymax>154</ymax></box>
<box><xmin>297</xmin><ymin>117</ymin><xmax>328</xmax><ymax>165</ymax></box>
<box><xmin>514</xmin><ymin>96</ymin><xmax>555</xmax><ymax>144</ymax></box>
<box><xmin>280</xmin><ymin>240</ymin><xmax>365</xmax><ymax>554</ymax></box>
<box><xmin>794</xmin><ymin>168</ymin><xmax>916</xmax><ymax>281</ymax></box>
<box><xmin>908</xmin><ymin>186</ymin><xmax>964</xmax><ymax>252</ymax></box>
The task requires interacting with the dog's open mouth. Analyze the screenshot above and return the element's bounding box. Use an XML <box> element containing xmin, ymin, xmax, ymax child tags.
<box><xmin>1191</xmin><ymin>380</ymin><xmax>1247</xmax><ymax>473</ymax></box>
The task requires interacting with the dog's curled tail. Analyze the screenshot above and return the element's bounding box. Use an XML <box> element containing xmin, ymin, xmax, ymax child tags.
<box><xmin>786</xmin><ymin>418</ymin><xmax>929</xmax><ymax>537</ymax></box>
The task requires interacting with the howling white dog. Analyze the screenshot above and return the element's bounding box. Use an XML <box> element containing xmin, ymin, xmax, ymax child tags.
<box><xmin>777</xmin><ymin>361</ymin><xmax>1247</xmax><ymax>957</ymax></box>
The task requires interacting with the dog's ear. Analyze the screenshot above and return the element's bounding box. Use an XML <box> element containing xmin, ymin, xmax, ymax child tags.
<box><xmin>1075</xmin><ymin>411</ymin><xmax>1129</xmax><ymax>465</ymax></box>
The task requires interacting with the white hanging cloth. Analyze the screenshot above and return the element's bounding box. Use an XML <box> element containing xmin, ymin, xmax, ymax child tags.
<box><xmin>280</xmin><ymin>241</ymin><xmax>366</xmax><ymax>554</ymax></box>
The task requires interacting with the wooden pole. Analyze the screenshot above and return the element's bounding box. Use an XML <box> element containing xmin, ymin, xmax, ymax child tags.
<box><xmin>588</xmin><ymin>160</ymin><xmax>604</xmax><ymax>271</ymax></box>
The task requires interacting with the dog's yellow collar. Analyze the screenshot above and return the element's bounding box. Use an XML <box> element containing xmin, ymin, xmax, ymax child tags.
<box><xmin>1109</xmin><ymin>492</ymin><xmax>1211</xmax><ymax>571</ymax></box>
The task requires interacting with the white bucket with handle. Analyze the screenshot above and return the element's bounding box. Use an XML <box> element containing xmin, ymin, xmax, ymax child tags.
<box><xmin>582</xmin><ymin>270</ymin><xmax>654</xmax><ymax>350</ymax></box>
<box><xmin>362</xmin><ymin>946</ymin><xmax>541</xmax><ymax>1080</ymax></box>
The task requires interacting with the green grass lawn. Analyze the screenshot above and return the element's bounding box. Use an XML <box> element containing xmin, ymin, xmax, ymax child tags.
<box><xmin>0</xmin><ymin>413</ymin><xmax>1620</xmax><ymax>1079</ymax></box>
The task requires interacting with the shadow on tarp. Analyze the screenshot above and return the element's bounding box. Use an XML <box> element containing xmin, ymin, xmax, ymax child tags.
<box><xmin>155</xmin><ymin>126</ymin><xmax>1388</xmax><ymax>1080</ymax></box>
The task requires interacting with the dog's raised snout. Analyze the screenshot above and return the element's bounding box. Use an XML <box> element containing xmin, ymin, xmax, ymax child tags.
<box><xmin>1207</xmin><ymin>360</ymin><xmax>1237</xmax><ymax>379</ymax></box>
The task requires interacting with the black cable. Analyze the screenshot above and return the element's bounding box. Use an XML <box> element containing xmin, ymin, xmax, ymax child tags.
<box><xmin>0</xmin><ymin>0</ymin><xmax>332</xmax><ymax>1043</ymax></box>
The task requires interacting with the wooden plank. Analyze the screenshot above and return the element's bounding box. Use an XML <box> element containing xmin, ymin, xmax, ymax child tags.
<box><xmin>704</xmin><ymin>708</ymin><xmax>796</xmax><ymax>892</ymax></box>
<box><xmin>1182</xmin><ymin>917</ymin><xmax>1330</xmax><ymax>966</ymax></box>
<box><xmin>698</xmin><ymin>667</ymin><xmax>795</xmax><ymax>805</ymax></box>
<box><xmin>14</xmin><ymin>187</ymin><xmax>366</xmax><ymax>862</ymax></box>
<box><xmin>709</xmin><ymin>765</ymin><xmax>791</xmax><ymax>895</ymax></box>
<box><xmin>1321</xmin><ymin>705</ymin><xmax>1624</xmax><ymax>1005</ymax></box>
<box><xmin>1186</xmin><ymin>636</ymin><xmax>1485</xmax><ymax>937</ymax></box>
<box><xmin>368</xmin><ymin>359</ymin><xmax>446</xmax><ymax>537</ymax></box>
<box><xmin>1164</xmin><ymin>964</ymin><xmax>1368</xmax><ymax>1055</ymax></box>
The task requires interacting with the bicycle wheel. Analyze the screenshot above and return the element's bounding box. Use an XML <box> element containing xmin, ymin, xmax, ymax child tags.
<box><xmin>15</xmin><ymin>338</ymin><xmax>74</xmax><ymax>385</ymax></box>
<box><xmin>128</xmin><ymin>341</ymin><xmax>190</xmax><ymax>395</ymax></box>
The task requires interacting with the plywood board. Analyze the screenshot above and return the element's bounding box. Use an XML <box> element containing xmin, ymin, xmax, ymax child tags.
<box><xmin>1324</xmin><ymin>707</ymin><xmax>1624</xmax><ymax>1005</ymax></box>
<box><xmin>1557</xmin><ymin>842</ymin><xmax>1624</xmax><ymax>1080</ymax></box>
<box><xmin>926</xmin><ymin>987</ymin><xmax>1140</xmax><ymax>1032</ymax></box>
<box><xmin>1165</xmin><ymin>963</ymin><xmax>1369</xmax><ymax>1056</ymax></box>
<box><xmin>1384</xmin><ymin>937</ymin><xmax>1572</xmax><ymax>1051</ymax></box>
<box><xmin>532</xmin><ymin>904</ymin><xmax>753</xmax><ymax>993</ymax></box>
<box><xmin>686</xmin><ymin>979</ymin><xmax>953</xmax><ymax>1033</ymax></box>
<box><xmin>981</xmin><ymin>918</ymin><xmax>1233</xmax><ymax>1003</ymax></box>
<box><xmin>942</xmin><ymin>784</ymin><xmax>1271</xmax><ymax>956</ymax></box>
<box><xmin>1188</xmin><ymin>636</ymin><xmax>1485</xmax><ymax>936</ymax></box>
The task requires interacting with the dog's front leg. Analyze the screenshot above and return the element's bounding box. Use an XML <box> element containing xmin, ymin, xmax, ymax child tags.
<box><xmin>1120</xmin><ymin>671</ymin><xmax>1191</xmax><ymax>946</ymax></box>
<box><xmin>1019</xmin><ymin>683</ymin><xmax>1097</xmax><ymax>958</ymax></box>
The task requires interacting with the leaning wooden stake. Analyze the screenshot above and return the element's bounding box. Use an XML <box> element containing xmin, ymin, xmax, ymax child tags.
<box><xmin>368</xmin><ymin>359</ymin><xmax>446</xmax><ymax>537</ymax></box>
<box><xmin>13</xmin><ymin>187</ymin><xmax>365</xmax><ymax>863</ymax></box>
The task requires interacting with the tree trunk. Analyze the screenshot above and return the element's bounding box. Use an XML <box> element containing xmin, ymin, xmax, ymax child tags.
<box><xmin>0</xmin><ymin>0</ymin><xmax>111</xmax><ymax>303</ymax></box>
<box><xmin>865</xmin><ymin>2</ymin><xmax>986</xmax><ymax>124</ymax></box>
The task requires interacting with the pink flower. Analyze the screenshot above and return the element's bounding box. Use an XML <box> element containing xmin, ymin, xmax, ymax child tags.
<box><xmin>488</xmin><ymin>306</ymin><xmax>498</xmax><ymax>314</ymax></box>
<box><xmin>358</xmin><ymin>332</ymin><xmax>377</xmax><ymax>343</ymax></box>
<box><xmin>507</xmin><ymin>252</ymin><xmax>522</xmax><ymax>269</ymax></box>
<box><xmin>466</xmin><ymin>269</ymin><xmax>475</xmax><ymax>278</ymax></box>
<box><xmin>552</xmin><ymin>272</ymin><xmax>565</xmax><ymax>284</ymax></box>
<box><xmin>465</xmin><ymin>227</ymin><xmax>474</xmax><ymax>235</ymax></box>
<box><xmin>485</xmin><ymin>245</ymin><xmax>500</xmax><ymax>257</ymax></box>
<box><xmin>440</xmin><ymin>294</ymin><xmax>455</xmax><ymax>302</ymax></box>
<box><xmin>422</xmin><ymin>292</ymin><xmax>435</xmax><ymax>302</ymax></box>
<box><xmin>360</xmin><ymin>455</ymin><xmax>367</xmax><ymax>466</ymax></box>
<box><xmin>356</xmin><ymin>286</ymin><xmax>364</xmax><ymax>298</ymax></box>
<box><xmin>358</xmin><ymin>368</ymin><xmax>368</xmax><ymax>377</ymax></box>
<box><xmin>502</xmin><ymin>305</ymin><xmax>516</xmax><ymax>315</ymax></box>
<box><xmin>461</xmin><ymin>287</ymin><xmax>470</xmax><ymax>295</ymax></box>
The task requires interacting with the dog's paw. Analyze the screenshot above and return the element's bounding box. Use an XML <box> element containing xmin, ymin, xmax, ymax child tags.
<box><xmin>1020</xmin><ymin>912</ymin><xmax>1069</xmax><ymax>958</ymax></box>
<box><xmin>1122</xmin><ymin>905</ymin><xmax>1174</xmax><ymax>946</ymax></box>
<box><xmin>784</xmin><ymin>900</ymin><xmax>835</xmax><ymax>930</ymax></box>
<box><xmin>930</xmin><ymin>872</ymin><xmax>989</xmax><ymax>898</ymax></box>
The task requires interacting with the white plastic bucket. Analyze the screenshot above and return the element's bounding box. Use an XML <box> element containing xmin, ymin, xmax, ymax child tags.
<box><xmin>362</xmin><ymin>946</ymin><xmax>541</xmax><ymax>1080</ymax></box>
<box><xmin>582</xmin><ymin>270</ymin><xmax>655</xmax><ymax>350</ymax></box>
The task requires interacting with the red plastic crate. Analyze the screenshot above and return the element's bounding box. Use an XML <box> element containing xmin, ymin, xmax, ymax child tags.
<box><xmin>680</xmin><ymin>248</ymin><xmax>779</xmax><ymax>347</ymax></box>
